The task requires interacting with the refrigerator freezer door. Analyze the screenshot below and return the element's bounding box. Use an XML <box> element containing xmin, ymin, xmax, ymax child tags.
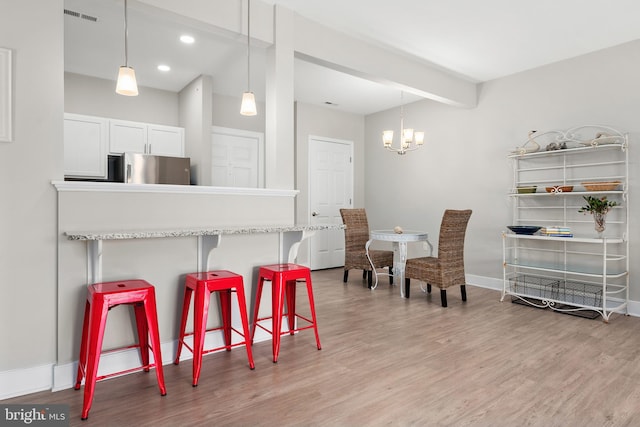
<box><xmin>125</xmin><ymin>153</ymin><xmax>190</xmax><ymax>185</ymax></box>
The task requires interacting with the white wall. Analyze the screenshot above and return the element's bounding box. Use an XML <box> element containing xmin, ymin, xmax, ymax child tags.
<box><xmin>0</xmin><ymin>0</ymin><xmax>62</xmax><ymax>377</ymax></box>
<box><xmin>65</xmin><ymin>72</ymin><xmax>180</xmax><ymax>125</ymax></box>
<box><xmin>179</xmin><ymin>74</ymin><xmax>213</xmax><ymax>185</ymax></box>
<box><xmin>365</xmin><ymin>40</ymin><xmax>640</xmax><ymax>297</ymax></box>
<box><xmin>213</xmin><ymin>92</ymin><xmax>265</xmax><ymax>133</ymax></box>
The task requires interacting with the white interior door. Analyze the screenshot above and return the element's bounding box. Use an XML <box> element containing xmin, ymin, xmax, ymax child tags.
<box><xmin>211</xmin><ymin>126</ymin><xmax>264</xmax><ymax>188</ymax></box>
<box><xmin>309</xmin><ymin>136</ymin><xmax>353</xmax><ymax>270</ymax></box>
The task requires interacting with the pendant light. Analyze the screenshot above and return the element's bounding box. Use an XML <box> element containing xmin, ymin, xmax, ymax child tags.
<box><xmin>240</xmin><ymin>0</ymin><xmax>257</xmax><ymax>116</ymax></box>
<box><xmin>115</xmin><ymin>0</ymin><xmax>138</xmax><ymax>96</ymax></box>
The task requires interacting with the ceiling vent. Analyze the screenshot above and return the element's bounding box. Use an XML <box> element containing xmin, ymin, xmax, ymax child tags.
<box><xmin>64</xmin><ymin>9</ymin><xmax>98</xmax><ymax>22</ymax></box>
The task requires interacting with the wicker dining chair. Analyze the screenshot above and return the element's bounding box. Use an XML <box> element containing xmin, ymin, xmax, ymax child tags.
<box><xmin>339</xmin><ymin>208</ymin><xmax>394</xmax><ymax>288</ymax></box>
<box><xmin>404</xmin><ymin>209</ymin><xmax>472</xmax><ymax>307</ymax></box>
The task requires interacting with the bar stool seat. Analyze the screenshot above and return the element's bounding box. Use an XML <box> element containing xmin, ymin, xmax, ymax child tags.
<box><xmin>74</xmin><ymin>279</ymin><xmax>166</xmax><ymax>420</ymax></box>
<box><xmin>251</xmin><ymin>263</ymin><xmax>321</xmax><ymax>363</ymax></box>
<box><xmin>174</xmin><ymin>270</ymin><xmax>255</xmax><ymax>386</ymax></box>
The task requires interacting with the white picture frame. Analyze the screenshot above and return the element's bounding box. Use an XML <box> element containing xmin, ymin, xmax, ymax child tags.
<box><xmin>0</xmin><ymin>47</ymin><xmax>12</xmax><ymax>142</ymax></box>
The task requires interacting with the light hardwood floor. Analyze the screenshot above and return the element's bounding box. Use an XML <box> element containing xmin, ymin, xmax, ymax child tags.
<box><xmin>4</xmin><ymin>268</ymin><xmax>640</xmax><ymax>426</ymax></box>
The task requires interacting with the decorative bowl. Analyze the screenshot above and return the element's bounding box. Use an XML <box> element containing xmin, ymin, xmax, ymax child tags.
<box><xmin>545</xmin><ymin>185</ymin><xmax>574</xmax><ymax>193</ymax></box>
<box><xmin>517</xmin><ymin>186</ymin><xmax>537</xmax><ymax>194</ymax></box>
<box><xmin>507</xmin><ymin>226</ymin><xmax>542</xmax><ymax>235</ymax></box>
<box><xmin>581</xmin><ymin>181</ymin><xmax>621</xmax><ymax>191</ymax></box>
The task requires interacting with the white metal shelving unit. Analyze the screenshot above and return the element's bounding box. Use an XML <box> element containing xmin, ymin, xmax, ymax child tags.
<box><xmin>501</xmin><ymin>125</ymin><xmax>629</xmax><ymax>322</ymax></box>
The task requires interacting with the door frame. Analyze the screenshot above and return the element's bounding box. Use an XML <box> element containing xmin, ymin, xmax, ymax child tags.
<box><xmin>307</xmin><ymin>135</ymin><xmax>354</xmax><ymax>269</ymax></box>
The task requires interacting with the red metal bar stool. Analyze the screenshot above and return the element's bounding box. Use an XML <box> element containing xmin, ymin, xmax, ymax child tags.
<box><xmin>251</xmin><ymin>263</ymin><xmax>321</xmax><ymax>363</ymax></box>
<box><xmin>74</xmin><ymin>279</ymin><xmax>166</xmax><ymax>420</ymax></box>
<box><xmin>174</xmin><ymin>270</ymin><xmax>255</xmax><ymax>386</ymax></box>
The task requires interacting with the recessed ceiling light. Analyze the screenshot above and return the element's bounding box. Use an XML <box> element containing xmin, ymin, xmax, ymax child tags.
<box><xmin>157</xmin><ymin>64</ymin><xmax>171</xmax><ymax>72</ymax></box>
<box><xmin>180</xmin><ymin>35</ymin><xmax>195</xmax><ymax>44</ymax></box>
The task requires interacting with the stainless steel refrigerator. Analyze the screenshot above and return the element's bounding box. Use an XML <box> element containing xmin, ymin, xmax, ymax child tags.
<box><xmin>124</xmin><ymin>153</ymin><xmax>191</xmax><ymax>185</ymax></box>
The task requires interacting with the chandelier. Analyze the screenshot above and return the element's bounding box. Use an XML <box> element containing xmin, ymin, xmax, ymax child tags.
<box><xmin>382</xmin><ymin>92</ymin><xmax>424</xmax><ymax>155</ymax></box>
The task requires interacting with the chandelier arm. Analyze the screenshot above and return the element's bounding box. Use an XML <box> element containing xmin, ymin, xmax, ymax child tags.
<box><xmin>385</xmin><ymin>145</ymin><xmax>422</xmax><ymax>155</ymax></box>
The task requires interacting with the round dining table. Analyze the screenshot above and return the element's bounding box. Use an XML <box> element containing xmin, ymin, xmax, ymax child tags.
<box><xmin>366</xmin><ymin>229</ymin><xmax>431</xmax><ymax>298</ymax></box>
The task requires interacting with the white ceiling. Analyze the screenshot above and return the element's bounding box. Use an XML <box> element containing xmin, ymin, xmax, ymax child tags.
<box><xmin>64</xmin><ymin>0</ymin><xmax>640</xmax><ymax>115</ymax></box>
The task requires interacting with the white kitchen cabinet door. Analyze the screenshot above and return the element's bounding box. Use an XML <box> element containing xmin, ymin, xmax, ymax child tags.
<box><xmin>148</xmin><ymin>124</ymin><xmax>184</xmax><ymax>157</ymax></box>
<box><xmin>109</xmin><ymin>119</ymin><xmax>147</xmax><ymax>154</ymax></box>
<box><xmin>64</xmin><ymin>113</ymin><xmax>108</xmax><ymax>178</ymax></box>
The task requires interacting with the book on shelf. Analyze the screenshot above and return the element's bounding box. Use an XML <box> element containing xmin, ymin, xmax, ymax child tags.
<box><xmin>540</xmin><ymin>226</ymin><xmax>571</xmax><ymax>236</ymax></box>
<box><xmin>541</xmin><ymin>226</ymin><xmax>571</xmax><ymax>233</ymax></box>
<box><xmin>540</xmin><ymin>226</ymin><xmax>573</xmax><ymax>237</ymax></box>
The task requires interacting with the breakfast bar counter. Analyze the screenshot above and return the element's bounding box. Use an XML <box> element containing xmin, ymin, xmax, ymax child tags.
<box><xmin>65</xmin><ymin>223</ymin><xmax>342</xmax><ymax>241</ymax></box>
<box><xmin>66</xmin><ymin>224</ymin><xmax>345</xmax><ymax>284</ymax></box>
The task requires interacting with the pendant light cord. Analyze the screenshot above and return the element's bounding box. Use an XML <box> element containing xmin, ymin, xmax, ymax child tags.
<box><xmin>123</xmin><ymin>0</ymin><xmax>129</xmax><ymax>67</ymax></box>
<box><xmin>246</xmin><ymin>0</ymin><xmax>251</xmax><ymax>92</ymax></box>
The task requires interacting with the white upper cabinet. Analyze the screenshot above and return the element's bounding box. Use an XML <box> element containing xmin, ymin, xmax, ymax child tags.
<box><xmin>109</xmin><ymin>120</ymin><xmax>147</xmax><ymax>154</ymax></box>
<box><xmin>148</xmin><ymin>124</ymin><xmax>185</xmax><ymax>157</ymax></box>
<box><xmin>64</xmin><ymin>114</ymin><xmax>186</xmax><ymax>179</ymax></box>
<box><xmin>64</xmin><ymin>113</ymin><xmax>108</xmax><ymax>178</ymax></box>
<box><xmin>109</xmin><ymin>119</ymin><xmax>184</xmax><ymax>157</ymax></box>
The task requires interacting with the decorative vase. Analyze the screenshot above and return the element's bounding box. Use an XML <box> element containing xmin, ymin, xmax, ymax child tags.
<box><xmin>593</xmin><ymin>212</ymin><xmax>606</xmax><ymax>237</ymax></box>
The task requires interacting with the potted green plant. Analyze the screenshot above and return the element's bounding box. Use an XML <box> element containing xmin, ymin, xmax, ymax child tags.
<box><xmin>579</xmin><ymin>196</ymin><xmax>618</xmax><ymax>236</ymax></box>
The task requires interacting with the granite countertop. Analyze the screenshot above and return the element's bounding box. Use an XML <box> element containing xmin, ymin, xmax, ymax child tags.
<box><xmin>66</xmin><ymin>223</ymin><xmax>345</xmax><ymax>241</ymax></box>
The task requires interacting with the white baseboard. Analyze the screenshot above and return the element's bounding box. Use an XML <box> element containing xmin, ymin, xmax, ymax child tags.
<box><xmin>467</xmin><ymin>274</ymin><xmax>502</xmax><ymax>291</ymax></box>
<box><xmin>0</xmin><ymin>364</ymin><xmax>54</xmax><ymax>400</ymax></box>
<box><xmin>629</xmin><ymin>300</ymin><xmax>640</xmax><ymax>317</ymax></box>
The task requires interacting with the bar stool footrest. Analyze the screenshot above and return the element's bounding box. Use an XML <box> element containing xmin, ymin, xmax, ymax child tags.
<box><xmin>177</xmin><ymin>325</ymin><xmax>251</xmax><ymax>355</ymax></box>
<box><xmin>254</xmin><ymin>314</ymin><xmax>317</xmax><ymax>336</ymax></box>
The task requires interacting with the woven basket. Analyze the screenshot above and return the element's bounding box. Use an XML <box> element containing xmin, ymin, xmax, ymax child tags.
<box><xmin>581</xmin><ymin>181</ymin><xmax>621</xmax><ymax>191</ymax></box>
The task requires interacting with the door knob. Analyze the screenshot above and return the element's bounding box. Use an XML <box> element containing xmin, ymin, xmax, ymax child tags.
<box><xmin>312</xmin><ymin>211</ymin><xmax>319</xmax><ymax>216</ymax></box>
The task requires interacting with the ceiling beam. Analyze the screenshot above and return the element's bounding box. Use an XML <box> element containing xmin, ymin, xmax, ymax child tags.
<box><xmin>291</xmin><ymin>14</ymin><xmax>477</xmax><ymax>108</ymax></box>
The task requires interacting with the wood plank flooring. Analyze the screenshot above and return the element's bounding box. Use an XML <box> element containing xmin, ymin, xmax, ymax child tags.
<box><xmin>4</xmin><ymin>268</ymin><xmax>640</xmax><ymax>426</ymax></box>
